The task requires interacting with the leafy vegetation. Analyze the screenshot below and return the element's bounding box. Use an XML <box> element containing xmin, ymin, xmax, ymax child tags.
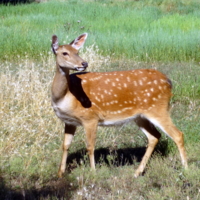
<box><xmin>0</xmin><ymin>0</ymin><xmax>200</xmax><ymax>199</ymax></box>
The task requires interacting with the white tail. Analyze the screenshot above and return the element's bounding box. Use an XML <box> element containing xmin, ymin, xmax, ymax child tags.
<box><xmin>51</xmin><ymin>33</ymin><xmax>188</xmax><ymax>178</ymax></box>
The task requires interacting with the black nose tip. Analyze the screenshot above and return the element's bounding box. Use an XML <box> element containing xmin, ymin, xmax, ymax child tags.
<box><xmin>82</xmin><ymin>62</ymin><xmax>88</xmax><ymax>68</ymax></box>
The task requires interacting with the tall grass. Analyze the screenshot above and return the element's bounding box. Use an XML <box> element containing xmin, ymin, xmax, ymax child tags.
<box><xmin>0</xmin><ymin>0</ymin><xmax>200</xmax><ymax>62</ymax></box>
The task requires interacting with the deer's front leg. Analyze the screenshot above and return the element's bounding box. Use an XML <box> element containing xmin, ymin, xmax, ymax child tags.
<box><xmin>58</xmin><ymin>124</ymin><xmax>76</xmax><ymax>178</ymax></box>
<box><xmin>84</xmin><ymin>121</ymin><xmax>98</xmax><ymax>170</ymax></box>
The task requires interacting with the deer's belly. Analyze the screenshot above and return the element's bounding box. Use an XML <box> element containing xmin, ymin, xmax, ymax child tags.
<box><xmin>98</xmin><ymin>115</ymin><xmax>138</xmax><ymax>126</ymax></box>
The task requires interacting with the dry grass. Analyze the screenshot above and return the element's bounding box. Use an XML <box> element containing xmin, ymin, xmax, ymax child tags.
<box><xmin>0</xmin><ymin>55</ymin><xmax>59</xmax><ymax>183</ymax></box>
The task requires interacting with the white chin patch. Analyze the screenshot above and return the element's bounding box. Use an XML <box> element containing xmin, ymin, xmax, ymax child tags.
<box><xmin>76</xmin><ymin>67</ymin><xmax>85</xmax><ymax>71</ymax></box>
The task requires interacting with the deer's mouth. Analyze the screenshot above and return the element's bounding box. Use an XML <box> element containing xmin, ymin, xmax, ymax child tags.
<box><xmin>75</xmin><ymin>67</ymin><xmax>87</xmax><ymax>71</ymax></box>
<box><xmin>75</xmin><ymin>62</ymin><xmax>88</xmax><ymax>71</ymax></box>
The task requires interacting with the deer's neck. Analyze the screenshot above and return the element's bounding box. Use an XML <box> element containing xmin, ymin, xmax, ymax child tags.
<box><xmin>51</xmin><ymin>64</ymin><xmax>70</xmax><ymax>102</ymax></box>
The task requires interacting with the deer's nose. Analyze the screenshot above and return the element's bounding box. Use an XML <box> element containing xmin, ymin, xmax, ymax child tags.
<box><xmin>82</xmin><ymin>62</ymin><xmax>88</xmax><ymax>68</ymax></box>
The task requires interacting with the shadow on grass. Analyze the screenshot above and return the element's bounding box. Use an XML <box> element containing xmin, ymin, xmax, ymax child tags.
<box><xmin>0</xmin><ymin>0</ymin><xmax>35</xmax><ymax>5</ymax></box>
<box><xmin>0</xmin><ymin>174</ymin><xmax>77</xmax><ymax>200</ymax></box>
<box><xmin>67</xmin><ymin>139</ymin><xmax>169</xmax><ymax>171</ymax></box>
<box><xmin>0</xmin><ymin>140</ymin><xmax>169</xmax><ymax>200</ymax></box>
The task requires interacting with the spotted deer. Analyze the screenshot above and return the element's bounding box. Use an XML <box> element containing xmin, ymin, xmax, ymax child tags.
<box><xmin>51</xmin><ymin>33</ymin><xmax>188</xmax><ymax>178</ymax></box>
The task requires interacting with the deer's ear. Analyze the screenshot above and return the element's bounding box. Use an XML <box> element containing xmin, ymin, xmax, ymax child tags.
<box><xmin>70</xmin><ymin>33</ymin><xmax>88</xmax><ymax>50</ymax></box>
<box><xmin>52</xmin><ymin>35</ymin><xmax>59</xmax><ymax>54</ymax></box>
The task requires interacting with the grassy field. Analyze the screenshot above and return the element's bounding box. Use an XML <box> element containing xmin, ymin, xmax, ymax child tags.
<box><xmin>0</xmin><ymin>0</ymin><xmax>200</xmax><ymax>199</ymax></box>
<box><xmin>1</xmin><ymin>0</ymin><xmax>200</xmax><ymax>62</ymax></box>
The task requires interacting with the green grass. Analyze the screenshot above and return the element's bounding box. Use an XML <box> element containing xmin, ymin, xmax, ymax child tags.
<box><xmin>1</xmin><ymin>0</ymin><xmax>200</xmax><ymax>61</ymax></box>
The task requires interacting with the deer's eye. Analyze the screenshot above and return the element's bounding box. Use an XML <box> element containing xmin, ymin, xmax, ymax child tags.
<box><xmin>63</xmin><ymin>52</ymin><xmax>69</xmax><ymax>56</ymax></box>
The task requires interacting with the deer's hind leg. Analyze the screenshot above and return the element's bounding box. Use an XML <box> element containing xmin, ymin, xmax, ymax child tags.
<box><xmin>58</xmin><ymin>124</ymin><xmax>76</xmax><ymax>178</ymax></box>
<box><xmin>134</xmin><ymin>116</ymin><xmax>161</xmax><ymax>178</ymax></box>
<box><xmin>147</xmin><ymin>113</ymin><xmax>188</xmax><ymax>169</ymax></box>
